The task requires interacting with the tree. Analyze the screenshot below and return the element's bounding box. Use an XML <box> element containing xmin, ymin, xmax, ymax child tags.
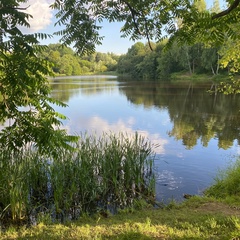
<box><xmin>201</xmin><ymin>46</ymin><xmax>220</xmax><ymax>75</ymax></box>
<box><xmin>211</xmin><ymin>0</ymin><xmax>221</xmax><ymax>13</ymax></box>
<box><xmin>0</xmin><ymin>0</ymin><xmax>77</xmax><ymax>155</ymax></box>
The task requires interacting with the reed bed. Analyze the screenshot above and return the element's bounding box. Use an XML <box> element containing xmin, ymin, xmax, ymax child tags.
<box><xmin>0</xmin><ymin>133</ymin><xmax>155</xmax><ymax>225</ymax></box>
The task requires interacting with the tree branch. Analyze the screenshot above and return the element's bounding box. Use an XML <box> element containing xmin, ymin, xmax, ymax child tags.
<box><xmin>121</xmin><ymin>0</ymin><xmax>153</xmax><ymax>50</ymax></box>
<box><xmin>13</xmin><ymin>6</ymin><xmax>30</xmax><ymax>10</ymax></box>
<box><xmin>121</xmin><ymin>0</ymin><xmax>143</xmax><ymax>35</ymax></box>
<box><xmin>212</xmin><ymin>0</ymin><xmax>240</xmax><ymax>19</ymax></box>
<box><xmin>0</xmin><ymin>5</ymin><xmax>30</xmax><ymax>11</ymax></box>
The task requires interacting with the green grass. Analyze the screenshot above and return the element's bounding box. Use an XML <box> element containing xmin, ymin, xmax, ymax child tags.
<box><xmin>170</xmin><ymin>71</ymin><xmax>231</xmax><ymax>83</ymax></box>
<box><xmin>205</xmin><ymin>158</ymin><xmax>240</xmax><ymax>205</ymax></box>
<box><xmin>93</xmin><ymin>71</ymin><xmax>118</xmax><ymax>76</ymax></box>
<box><xmin>1</xmin><ymin>197</ymin><xmax>240</xmax><ymax>239</ymax></box>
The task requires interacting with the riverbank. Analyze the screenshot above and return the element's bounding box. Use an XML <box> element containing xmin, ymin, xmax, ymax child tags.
<box><xmin>1</xmin><ymin>196</ymin><xmax>240</xmax><ymax>239</ymax></box>
<box><xmin>51</xmin><ymin>71</ymin><xmax>237</xmax><ymax>83</ymax></box>
<box><xmin>2</xmin><ymin>157</ymin><xmax>240</xmax><ymax>239</ymax></box>
<box><xmin>1</xmin><ymin>155</ymin><xmax>240</xmax><ymax>239</ymax></box>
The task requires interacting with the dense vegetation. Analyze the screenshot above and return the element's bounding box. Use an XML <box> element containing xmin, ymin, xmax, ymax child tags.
<box><xmin>117</xmin><ymin>41</ymin><xmax>225</xmax><ymax>80</ymax></box>
<box><xmin>0</xmin><ymin>134</ymin><xmax>155</xmax><ymax>224</ymax></box>
<box><xmin>40</xmin><ymin>44</ymin><xmax>119</xmax><ymax>76</ymax></box>
<box><xmin>41</xmin><ymin>40</ymin><xmax>234</xmax><ymax>82</ymax></box>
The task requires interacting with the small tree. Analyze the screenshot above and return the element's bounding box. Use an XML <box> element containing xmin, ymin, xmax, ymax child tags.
<box><xmin>0</xmin><ymin>0</ymin><xmax>77</xmax><ymax>156</ymax></box>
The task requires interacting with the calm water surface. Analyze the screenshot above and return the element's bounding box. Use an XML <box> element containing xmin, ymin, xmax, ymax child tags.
<box><xmin>50</xmin><ymin>75</ymin><xmax>240</xmax><ymax>202</ymax></box>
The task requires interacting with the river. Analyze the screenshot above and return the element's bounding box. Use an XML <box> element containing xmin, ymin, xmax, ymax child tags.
<box><xmin>49</xmin><ymin>75</ymin><xmax>240</xmax><ymax>202</ymax></box>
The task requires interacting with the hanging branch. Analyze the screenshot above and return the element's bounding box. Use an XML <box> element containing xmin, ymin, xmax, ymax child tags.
<box><xmin>121</xmin><ymin>0</ymin><xmax>142</xmax><ymax>34</ymax></box>
<box><xmin>144</xmin><ymin>19</ymin><xmax>153</xmax><ymax>51</ymax></box>
<box><xmin>212</xmin><ymin>0</ymin><xmax>240</xmax><ymax>19</ymax></box>
<box><xmin>120</xmin><ymin>0</ymin><xmax>153</xmax><ymax>50</ymax></box>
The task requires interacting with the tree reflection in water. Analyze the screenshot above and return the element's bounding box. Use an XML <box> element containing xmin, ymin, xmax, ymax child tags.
<box><xmin>120</xmin><ymin>81</ymin><xmax>240</xmax><ymax>150</ymax></box>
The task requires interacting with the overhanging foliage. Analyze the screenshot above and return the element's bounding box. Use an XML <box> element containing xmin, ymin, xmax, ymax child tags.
<box><xmin>0</xmin><ymin>0</ymin><xmax>78</xmax><ymax>155</ymax></box>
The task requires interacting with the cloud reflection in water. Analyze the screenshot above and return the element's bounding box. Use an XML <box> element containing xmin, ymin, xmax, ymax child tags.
<box><xmin>156</xmin><ymin>170</ymin><xmax>183</xmax><ymax>191</ymax></box>
<box><xmin>63</xmin><ymin>115</ymin><xmax>168</xmax><ymax>155</ymax></box>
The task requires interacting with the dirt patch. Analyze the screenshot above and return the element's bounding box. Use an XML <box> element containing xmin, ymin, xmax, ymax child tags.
<box><xmin>196</xmin><ymin>202</ymin><xmax>240</xmax><ymax>216</ymax></box>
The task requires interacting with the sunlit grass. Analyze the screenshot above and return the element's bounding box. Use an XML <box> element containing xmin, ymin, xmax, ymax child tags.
<box><xmin>1</xmin><ymin>197</ymin><xmax>240</xmax><ymax>239</ymax></box>
<box><xmin>205</xmin><ymin>158</ymin><xmax>240</xmax><ymax>206</ymax></box>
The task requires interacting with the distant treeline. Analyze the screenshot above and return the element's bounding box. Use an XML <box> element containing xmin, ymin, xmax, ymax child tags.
<box><xmin>40</xmin><ymin>43</ymin><xmax>119</xmax><ymax>76</ymax></box>
<box><xmin>117</xmin><ymin>41</ymin><xmax>229</xmax><ymax>80</ymax></box>
<box><xmin>41</xmin><ymin>42</ymin><xmax>230</xmax><ymax>80</ymax></box>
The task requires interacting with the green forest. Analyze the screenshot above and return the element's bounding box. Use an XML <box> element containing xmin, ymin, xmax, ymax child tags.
<box><xmin>117</xmin><ymin>41</ymin><xmax>223</xmax><ymax>80</ymax></box>
<box><xmin>41</xmin><ymin>39</ymin><xmax>234</xmax><ymax>81</ymax></box>
<box><xmin>40</xmin><ymin>44</ymin><xmax>119</xmax><ymax>76</ymax></box>
<box><xmin>36</xmin><ymin>0</ymin><xmax>240</xmax><ymax>80</ymax></box>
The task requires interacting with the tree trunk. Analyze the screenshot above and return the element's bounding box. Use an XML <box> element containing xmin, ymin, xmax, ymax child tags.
<box><xmin>186</xmin><ymin>49</ymin><xmax>192</xmax><ymax>74</ymax></box>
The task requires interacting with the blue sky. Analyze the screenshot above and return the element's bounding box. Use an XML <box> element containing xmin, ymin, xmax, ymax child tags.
<box><xmin>43</xmin><ymin>19</ymin><xmax>138</xmax><ymax>54</ymax></box>
<box><xmin>21</xmin><ymin>0</ymin><xmax>226</xmax><ymax>54</ymax></box>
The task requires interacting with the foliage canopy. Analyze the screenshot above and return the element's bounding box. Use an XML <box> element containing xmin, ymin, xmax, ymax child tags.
<box><xmin>50</xmin><ymin>0</ymin><xmax>240</xmax><ymax>54</ymax></box>
<box><xmin>0</xmin><ymin>0</ymin><xmax>77</xmax><ymax>155</ymax></box>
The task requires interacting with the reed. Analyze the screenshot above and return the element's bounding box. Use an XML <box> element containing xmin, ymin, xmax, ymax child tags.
<box><xmin>0</xmin><ymin>132</ymin><xmax>155</xmax><ymax>225</ymax></box>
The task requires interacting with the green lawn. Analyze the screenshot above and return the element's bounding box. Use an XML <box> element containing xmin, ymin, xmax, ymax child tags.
<box><xmin>1</xmin><ymin>197</ymin><xmax>240</xmax><ymax>240</ymax></box>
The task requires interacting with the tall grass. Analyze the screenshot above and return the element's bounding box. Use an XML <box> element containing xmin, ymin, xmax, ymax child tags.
<box><xmin>205</xmin><ymin>158</ymin><xmax>240</xmax><ymax>199</ymax></box>
<box><xmin>0</xmin><ymin>133</ymin><xmax>155</xmax><ymax>224</ymax></box>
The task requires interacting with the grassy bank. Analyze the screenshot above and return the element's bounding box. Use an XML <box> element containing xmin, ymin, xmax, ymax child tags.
<box><xmin>52</xmin><ymin>71</ymin><xmax>119</xmax><ymax>77</ymax></box>
<box><xmin>93</xmin><ymin>71</ymin><xmax>118</xmax><ymax>76</ymax></box>
<box><xmin>170</xmin><ymin>72</ymin><xmax>228</xmax><ymax>83</ymax></box>
<box><xmin>169</xmin><ymin>71</ymin><xmax>240</xmax><ymax>84</ymax></box>
<box><xmin>1</xmin><ymin>196</ymin><xmax>240</xmax><ymax>239</ymax></box>
<box><xmin>1</xmin><ymin>159</ymin><xmax>240</xmax><ymax>239</ymax></box>
<box><xmin>1</xmin><ymin>134</ymin><xmax>239</xmax><ymax>239</ymax></box>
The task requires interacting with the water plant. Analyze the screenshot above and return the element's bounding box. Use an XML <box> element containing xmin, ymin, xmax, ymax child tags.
<box><xmin>0</xmin><ymin>132</ymin><xmax>155</xmax><ymax>225</ymax></box>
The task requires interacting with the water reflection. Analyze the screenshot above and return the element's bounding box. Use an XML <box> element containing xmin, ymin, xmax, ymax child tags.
<box><xmin>51</xmin><ymin>77</ymin><xmax>240</xmax><ymax>150</ymax></box>
<box><xmin>68</xmin><ymin>115</ymin><xmax>168</xmax><ymax>154</ymax></box>
<box><xmin>49</xmin><ymin>76</ymin><xmax>240</xmax><ymax>201</ymax></box>
<box><xmin>119</xmin><ymin>81</ymin><xmax>240</xmax><ymax>150</ymax></box>
<box><xmin>156</xmin><ymin>170</ymin><xmax>183</xmax><ymax>190</ymax></box>
<box><xmin>50</xmin><ymin>75</ymin><xmax>118</xmax><ymax>102</ymax></box>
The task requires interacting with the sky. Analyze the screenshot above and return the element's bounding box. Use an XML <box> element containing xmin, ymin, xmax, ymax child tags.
<box><xmin>20</xmin><ymin>0</ymin><xmax>226</xmax><ymax>54</ymax></box>
<box><xmin>20</xmin><ymin>0</ymin><xmax>139</xmax><ymax>54</ymax></box>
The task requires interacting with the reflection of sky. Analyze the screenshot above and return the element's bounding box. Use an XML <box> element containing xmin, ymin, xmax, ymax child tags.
<box><xmin>52</xmin><ymin>76</ymin><xmax>240</xmax><ymax>202</ymax></box>
<box><xmin>56</xmin><ymin>88</ymin><xmax>169</xmax><ymax>155</ymax></box>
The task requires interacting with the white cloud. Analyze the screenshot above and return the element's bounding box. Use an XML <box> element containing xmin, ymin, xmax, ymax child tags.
<box><xmin>21</xmin><ymin>0</ymin><xmax>54</xmax><ymax>32</ymax></box>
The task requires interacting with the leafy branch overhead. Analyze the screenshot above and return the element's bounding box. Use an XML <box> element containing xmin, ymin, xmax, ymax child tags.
<box><xmin>0</xmin><ymin>0</ymin><xmax>78</xmax><ymax>155</ymax></box>
<box><xmin>212</xmin><ymin>0</ymin><xmax>240</xmax><ymax>19</ymax></box>
<box><xmin>51</xmin><ymin>0</ymin><xmax>240</xmax><ymax>54</ymax></box>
